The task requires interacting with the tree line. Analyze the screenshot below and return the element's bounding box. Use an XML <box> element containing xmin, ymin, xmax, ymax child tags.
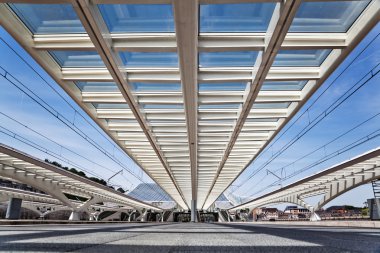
<box><xmin>44</xmin><ymin>159</ymin><xmax>126</xmax><ymax>194</ymax></box>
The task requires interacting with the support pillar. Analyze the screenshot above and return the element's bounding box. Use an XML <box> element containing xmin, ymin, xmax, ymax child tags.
<box><xmin>368</xmin><ymin>198</ymin><xmax>380</xmax><ymax>220</ymax></box>
<box><xmin>191</xmin><ymin>199</ymin><xmax>197</xmax><ymax>222</ymax></box>
<box><xmin>310</xmin><ymin>212</ymin><xmax>321</xmax><ymax>221</ymax></box>
<box><xmin>69</xmin><ymin>211</ymin><xmax>80</xmax><ymax>221</ymax></box>
<box><xmin>140</xmin><ymin>210</ymin><xmax>148</xmax><ymax>222</ymax></box>
<box><xmin>89</xmin><ymin>213</ymin><xmax>98</xmax><ymax>221</ymax></box>
<box><xmin>6</xmin><ymin>198</ymin><xmax>22</xmax><ymax>220</ymax></box>
<box><xmin>128</xmin><ymin>211</ymin><xmax>136</xmax><ymax>222</ymax></box>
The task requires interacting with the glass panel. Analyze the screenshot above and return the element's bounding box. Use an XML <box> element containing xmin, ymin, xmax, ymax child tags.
<box><xmin>107</xmin><ymin>119</ymin><xmax>138</xmax><ymax>124</ymax></box>
<box><xmin>246</xmin><ymin>118</ymin><xmax>279</xmax><ymax>122</ymax></box>
<box><xmin>119</xmin><ymin>52</ymin><xmax>178</xmax><ymax>67</ymax></box>
<box><xmin>49</xmin><ymin>51</ymin><xmax>104</xmax><ymax>68</ymax></box>
<box><xmin>98</xmin><ymin>4</ymin><xmax>174</xmax><ymax>33</ymax></box>
<box><xmin>130</xmin><ymin>83</ymin><xmax>181</xmax><ymax>92</ymax></box>
<box><xmin>273</xmin><ymin>50</ymin><xmax>331</xmax><ymax>67</ymax></box>
<box><xmin>289</xmin><ymin>1</ymin><xmax>370</xmax><ymax>33</ymax></box>
<box><xmin>261</xmin><ymin>81</ymin><xmax>308</xmax><ymax>91</ymax></box>
<box><xmin>199</xmin><ymin>104</ymin><xmax>241</xmax><ymax>109</ymax></box>
<box><xmin>199</xmin><ymin>51</ymin><xmax>259</xmax><ymax>67</ymax></box>
<box><xmin>142</xmin><ymin>104</ymin><xmax>183</xmax><ymax>109</ymax></box>
<box><xmin>9</xmin><ymin>4</ymin><xmax>85</xmax><ymax>34</ymax></box>
<box><xmin>76</xmin><ymin>82</ymin><xmax>119</xmax><ymax>92</ymax></box>
<box><xmin>200</xmin><ymin>3</ymin><xmax>276</xmax><ymax>32</ymax></box>
<box><xmin>199</xmin><ymin>82</ymin><xmax>247</xmax><ymax>91</ymax></box>
<box><xmin>252</xmin><ymin>102</ymin><xmax>290</xmax><ymax>109</ymax></box>
<box><xmin>93</xmin><ymin>103</ymin><xmax>129</xmax><ymax>109</ymax></box>
<box><xmin>200</xmin><ymin>119</ymin><xmax>235</xmax><ymax>123</ymax></box>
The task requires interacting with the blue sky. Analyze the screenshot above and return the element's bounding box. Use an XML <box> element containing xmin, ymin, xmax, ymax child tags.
<box><xmin>229</xmin><ymin>23</ymin><xmax>380</xmax><ymax>208</ymax></box>
<box><xmin>0</xmin><ymin>26</ymin><xmax>153</xmax><ymax>194</ymax></box>
<box><xmin>0</xmin><ymin>20</ymin><xmax>380</xmax><ymax>209</ymax></box>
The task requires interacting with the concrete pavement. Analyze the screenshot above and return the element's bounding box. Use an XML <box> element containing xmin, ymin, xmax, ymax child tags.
<box><xmin>252</xmin><ymin>220</ymin><xmax>380</xmax><ymax>228</ymax></box>
<box><xmin>0</xmin><ymin>222</ymin><xmax>379</xmax><ymax>252</ymax></box>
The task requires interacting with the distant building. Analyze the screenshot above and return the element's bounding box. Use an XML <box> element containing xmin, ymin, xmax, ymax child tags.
<box><xmin>283</xmin><ymin>206</ymin><xmax>311</xmax><ymax>219</ymax></box>
<box><xmin>254</xmin><ymin>207</ymin><xmax>279</xmax><ymax>220</ymax></box>
<box><xmin>324</xmin><ymin>205</ymin><xmax>362</xmax><ymax>217</ymax></box>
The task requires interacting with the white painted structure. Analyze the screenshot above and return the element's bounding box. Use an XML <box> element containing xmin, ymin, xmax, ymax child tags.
<box><xmin>0</xmin><ymin>144</ymin><xmax>161</xmax><ymax>220</ymax></box>
<box><xmin>230</xmin><ymin>147</ymin><xmax>380</xmax><ymax>221</ymax></box>
<box><xmin>0</xmin><ymin>186</ymin><xmax>137</xmax><ymax>220</ymax></box>
<box><xmin>0</xmin><ymin>0</ymin><xmax>379</xmax><ymax>213</ymax></box>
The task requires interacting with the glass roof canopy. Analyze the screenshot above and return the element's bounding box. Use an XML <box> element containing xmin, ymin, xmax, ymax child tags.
<box><xmin>1</xmin><ymin>0</ymin><xmax>378</xmax><ymax>210</ymax></box>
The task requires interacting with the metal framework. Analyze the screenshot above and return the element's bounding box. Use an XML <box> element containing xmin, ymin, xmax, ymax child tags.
<box><xmin>0</xmin><ymin>0</ymin><xmax>379</xmax><ymax>210</ymax></box>
<box><xmin>0</xmin><ymin>186</ymin><xmax>63</xmax><ymax>206</ymax></box>
<box><xmin>230</xmin><ymin>147</ymin><xmax>380</xmax><ymax>219</ymax></box>
<box><xmin>0</xmin><ymin>186</ymin><xmax>134</xmax><ymax>219</ymax></box>
<box><xmin>0</xmin><ymin>144</ymin><xmax>161</xmax><ymax>213</ymax></box>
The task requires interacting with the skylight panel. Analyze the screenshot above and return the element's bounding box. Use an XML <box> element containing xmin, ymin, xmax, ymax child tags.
<box><xmin>199</xmin><ymin>51</ymin><xmax>259</xmax><ymax>67</ymax></box>
<box><xmin>98</xmin><ymin>4</ymin><xmax>174</xmax><ymax>33</ymax></box>
<box><xmin>272</xmin><ymin>50</ymin><xmax>331</xmax><ymax>67</ymax></box>
<box><xmin>200</xmin><ymin>3</ymin><xmax>276</xmax><ymax>32</ymax></box>
<box><xmin>199</xmin><ymin>104</ymin><xmax>241</xmax><ymax>110</ymax></box>
<box><xmin>93</xmin><ymin>103</ymin><xmax>129</xmax><ymax>109</ymax></box>
<box><xmin>9</xmin><ymin>4</ymin><xmax>85</xmax><ymax>34</ymax></box>
<box><xmin>130</xmin><ymin>83</ymin><xmax>181</xmax><ymax>92</ymax></box>
<box><xmin>252</xmin><ymin>102</ymin><xmax>291</xmax><ymax>109</ymax></box>
<box><xmin>289</xmin><ymin>1</ymin><xmax>370</xmax><ymax>32</ymax></box>
<box><xmin>261</xmin><ymin>81</ymin><xmax>308</xmax><ymax>91</ymax></box>
<box><xmin>199</xmin><ymin>83</ymin><xmax>247</xmax><ymax>91</ymax></box>
<box><xmin>76</xmin><ymin>82</ymin><xmax>119</xmax><ymax>92</ymax></box>
<box><xmin>245</xmin><ymin>118</ymin><xmax>279</xmax><ymax>122</ymax></box>
<box><xmin>142</xmin><ymin>104</ymin><xmax>184</xmax><ymax>109</ymax></box>
<box><xmin>49</xmin><ymin>51</ymin><xmax>105</xmax><ymax>68</ymax></box>
<box><xmin>119</xmin><ymin>52</ymin><xmax>178</xmax><ymax>68</ymax></box>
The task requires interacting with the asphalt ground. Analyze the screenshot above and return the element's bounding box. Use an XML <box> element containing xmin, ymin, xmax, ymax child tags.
<box><xmin>0</xmin><ymin>222</ymin><xmax>379</xmax><ymax>252</ymax></box>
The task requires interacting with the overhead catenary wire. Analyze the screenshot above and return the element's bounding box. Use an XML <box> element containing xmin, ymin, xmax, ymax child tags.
<box><xmin>272</xmin><ymin>111</ymin><xmax>380</xmax><ymax>175</ymax></box>
<box><xmin>0</xmin><ymin>111</ymin><xmax>142</xmax><ymax>192</ymax></box>
<box><xmin>0</xmin><ymin>66</ymin><xmax>138</xmax><ymax>179</ymax></box>
<box><xmin>0</xmin><ymin>111</ymin><xmax>129</xmax><ymax>179</ymax></box>
<box><xmin>238</xmin><ymin>109</ymin><xmax>380</xmax><ymax>199</ymax></box>
<box><xmin>230</xmin><ymin>31</ymin><xmax>380</xmax><ymax>192</ymax></box>
<box><xmin>0</xmin><ymin>37</ymin><xmax>121</xmax><ymax>154</ymax></box>
<box><xmin>232</xmin><ymin>60</ymin><xmax>380</xmax><ymax>193</ymax></box>
<box><xmin>0</xmin><ymin>111</ymin><xmax>142</xmax><ymax>191</ymax></box>
<box><xmin>247</xmin><ymin>126</ymin><xmax>380</xmax><ymax>199</ymax></box>
<box><xmin>0</xmin><ymin>137</ymin><xmax>151</xmax><ymax>202</ymax></box>
<box><xmin>0</xmin><ymin>125</ymin><xmax>155</xmax><ymax>201</ymax></box>
<box><xmin>0</xmin><ymin>126</ymin><xmax>103</xmax><ymax>179</ymax></box>
<box><xmin>255</xmin><ymin>31</ymin><xmax>380</xmax><ymax>163</ymax></box>
<box><xmin>0</xmin><ymin>37</ymin><xmax>169</xmax><ymax>202</ymax></box>
<box><xmin>0</xmin><ymin>65</ymin><xmax>169</xmax><ymax>202</ymax></box>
